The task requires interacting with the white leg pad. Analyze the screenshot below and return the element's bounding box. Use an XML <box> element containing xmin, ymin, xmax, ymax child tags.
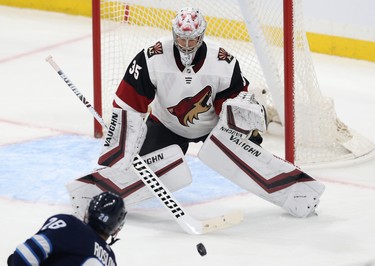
<box><xmin>66</xmin><ymin>180</ymin><xmax>103</xmax><ymax>219</ymax></box>
<box><xmin>66</xmin><ymin>145</ymin><xmax>192</xmax><ymax>218</ymax></box>
<box><xmin>198</xmin><ymin>125</ymin><xmax>325</xmax><ymax>217</ymax></box>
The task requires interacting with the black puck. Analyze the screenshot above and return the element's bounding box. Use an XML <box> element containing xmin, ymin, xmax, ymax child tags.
<box><xmin>196</xmin><ymin>243</ymin><xmax>207</xmax><ymax>256</ymax></box>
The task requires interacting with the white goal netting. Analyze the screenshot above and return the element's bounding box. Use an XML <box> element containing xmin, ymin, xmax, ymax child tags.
<box><xmin>95</xmin><ymin>0</ymin><xmax>374</xmax><ymax>164</ymax></box>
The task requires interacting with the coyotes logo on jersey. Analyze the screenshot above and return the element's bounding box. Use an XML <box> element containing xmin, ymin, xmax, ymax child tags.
<box><xmin>167</xmin><ymin>86</ymin><xmax>212</xmax><ymax>127</ymax></box>
<box><xmin>147</xmin><ymin>41</ymin><xmax>163</xmax><ymax>58</ymax></box>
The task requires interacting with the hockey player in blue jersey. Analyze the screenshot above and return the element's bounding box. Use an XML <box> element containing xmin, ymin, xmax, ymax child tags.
<box><xmin>7</xmin><ymin>191</ymin><xmax>127</xmax><ymax>266</ymax></box>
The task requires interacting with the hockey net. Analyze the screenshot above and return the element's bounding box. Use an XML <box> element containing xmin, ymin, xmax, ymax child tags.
<box><xmin>93</xmin><ymin>0</ymin><xmax>374</xmax><ymax>165</ymax></box>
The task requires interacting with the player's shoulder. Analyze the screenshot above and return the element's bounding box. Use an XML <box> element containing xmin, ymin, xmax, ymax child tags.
<box><xmin>204</xmin><ymin>37</ymin><xmax>236</xmax><ymax>65</ymax></box>
<box><xmin>158</xmin><ymin>36</ymin><xmax>174</xmax><ymax>47</ymax></box>
<box><xmin>38</xmin><ymin>214</ymin><xmax>91</xmax><ymax>243</ymax></box>
<box><xmin>144</xmin><ymin>36</ymin><xmax>174</xmax><ymax>59</ymax></box>
<box><xmin>49</xmin><ymin>213</ymin><xmax>82</xmax><ymax>223</ymax></box>
<box><xmin>40</xmin><ymin>214</ymin><xmax>85</xmax><ymax>231</ymax></box>
<box><xmin>204</xmin><ymin>37</ymin><xmax>221</xmax><ymax>51</ymax></box>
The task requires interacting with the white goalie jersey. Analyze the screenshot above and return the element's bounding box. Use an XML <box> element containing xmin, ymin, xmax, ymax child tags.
<box><xmin>113</xmin><ymin>36</ymin><xmax>249</xmax><ymax>139</ymax></box>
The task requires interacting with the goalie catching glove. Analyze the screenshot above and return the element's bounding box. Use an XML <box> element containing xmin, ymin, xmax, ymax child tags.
<box><xmin>98</xmin><ymin>108</ymin><xmax>147</xmax><ymax>171</ymax></box>
<box><xmin>220</xmin><ymin>91</ymin><xmax>267</xmax><ymax>138</ymax></box>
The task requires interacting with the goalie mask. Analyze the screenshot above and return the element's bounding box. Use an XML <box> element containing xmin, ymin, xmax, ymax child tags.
<box><xmin>172</xmin><ymin>7</ymin><xmax>207</xmax><ymax>66</ymax></box>
<box><xmin>86</xmin><ymin>191</ymin><xmax>127</xmax><ymax>236</ymax></box>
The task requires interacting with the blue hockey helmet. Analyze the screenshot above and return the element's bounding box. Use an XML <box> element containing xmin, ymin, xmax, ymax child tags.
<box><xmin>86</xmin><ymin>191</ymin><xmax>127</xmax><ymax>236</ymax></box>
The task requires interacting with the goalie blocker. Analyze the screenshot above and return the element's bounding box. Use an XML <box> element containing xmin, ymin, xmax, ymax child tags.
<box><xmin>198</xmin><ymin>92</ymin><xmax>325</xmax><ymax>218</ymax></box>
<box><xmin>98</xmin><ymin>107</ymin><xmax>147</xmax><ymax>171</ymax></box>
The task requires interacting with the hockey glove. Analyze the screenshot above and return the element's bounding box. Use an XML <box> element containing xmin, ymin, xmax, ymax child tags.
<box><xmin>98</xmin><ymin>108</ymin><xmax>147</xmax><ymax>171</ymax></box>
<box><xmin>220</xmin><ymin>91</ymin><xmax>267</xmax><ymax>136</ymax></box>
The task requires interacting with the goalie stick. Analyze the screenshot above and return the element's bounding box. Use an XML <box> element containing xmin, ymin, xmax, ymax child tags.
<box><xmin>45</xmin><ymin>55</ymin><xmax>244</xmax><ymax>234</ymax></box>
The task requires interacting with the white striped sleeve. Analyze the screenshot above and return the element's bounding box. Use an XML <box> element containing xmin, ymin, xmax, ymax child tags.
<box><xmin>32</xmin><ymin>234</ymin><xmax>52</xmax><ymax>259</ymax></box>
<box><xmin>15</xmin><ymin>243</ymin><xmax>40</xmax><ymax>265</ymax></box>
<box><xmin>14</xmin><ymin>234</ymin><xmax>52</xmax><ymax>265</ymax></box>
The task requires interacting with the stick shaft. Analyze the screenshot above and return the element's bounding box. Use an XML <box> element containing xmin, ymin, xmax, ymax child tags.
<box><xmin>45</xmin><ymin>55</ymin><xmax>107</xmax><ymax>129</ymax></box>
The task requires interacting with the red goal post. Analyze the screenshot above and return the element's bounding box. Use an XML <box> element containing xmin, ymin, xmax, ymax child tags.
<box><xmin>283</xmin><ymin>0</ymin><xmax>295</xmax><ymax>163</ymax></box>
<box><xmin>92</xmin><ymin>0</ymin><xmax>374</xmax><ymax>165</ymax></box>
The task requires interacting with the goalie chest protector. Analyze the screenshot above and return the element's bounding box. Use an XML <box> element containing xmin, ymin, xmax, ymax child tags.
<box><xmin>145</xmin><ymin>37</ymin><xmax>242</xmax><ymax>139</ymax></box>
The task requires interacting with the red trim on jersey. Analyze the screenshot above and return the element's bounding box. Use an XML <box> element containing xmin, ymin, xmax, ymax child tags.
<box><xmin>113</xmin><ymin>101</ymin><xmax>121</xmax><ymax>108</ymax></box>
<box><xmin>149</xmin><ymin>112</ymin><xmax>161</xmax><ymax>123</ymax></box>
<box><xmin>115</xmin><ymin>79</ymin><xmax>152</xmax><ymax>113</ymax></box>
<box><xmin>213</xmin><ymin>98</ymin><xmax>227</xmax><ymax>115</ymax></box>
<box><xmin>213</xmin><ymin>90</ymin><xmax>241</xmax><ymax>115</ymax></box>
<box><xmin>214</xmin><ymin>86</ymin><xmax>248</xmax><ymax>115</ymax></box>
